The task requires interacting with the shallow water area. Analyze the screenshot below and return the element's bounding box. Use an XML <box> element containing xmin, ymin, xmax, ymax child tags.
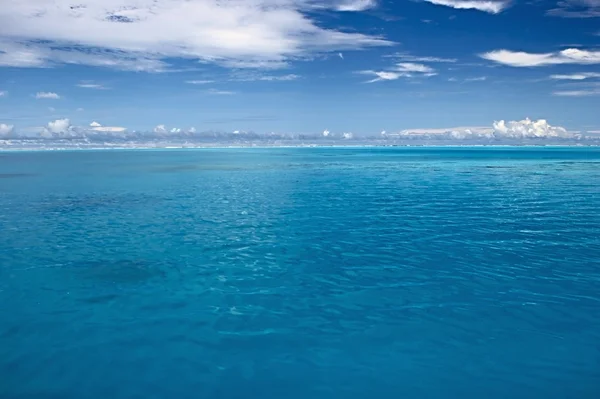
<box><xmin>1</xmin><ymin>147</ymin><xmax>599</xmax><ymax>398</ymax></box>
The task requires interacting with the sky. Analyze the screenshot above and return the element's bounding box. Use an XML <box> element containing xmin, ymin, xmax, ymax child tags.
<box><xmin>0</xmin><ymin>0</ymin><xmax>599</xmax><ymax>139</ymax></box>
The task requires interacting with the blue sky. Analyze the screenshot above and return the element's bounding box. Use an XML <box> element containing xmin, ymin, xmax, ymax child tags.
<box><xmin>0</xmin><ymin>0</ymin><xmax>599</xmax><ymax>137</ymax></box>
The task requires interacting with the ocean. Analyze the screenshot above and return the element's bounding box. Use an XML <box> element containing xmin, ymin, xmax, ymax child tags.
<box><xmin>1</xmin><ymin>147</ymin><xmax>599</xmax><ymax>398</ymax></box>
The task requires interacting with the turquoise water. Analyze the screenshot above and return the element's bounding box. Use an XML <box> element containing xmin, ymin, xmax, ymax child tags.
<box><xmin>1</xmin><ymin>147</ymin><xmax>599</xmax><ymax>398</ymax></box>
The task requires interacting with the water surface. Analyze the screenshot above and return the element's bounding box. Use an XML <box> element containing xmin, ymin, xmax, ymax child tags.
<box><xmin>1</xmin><ymin>148</ymin><xmax>599</xmax><ymax>398</ymax></box>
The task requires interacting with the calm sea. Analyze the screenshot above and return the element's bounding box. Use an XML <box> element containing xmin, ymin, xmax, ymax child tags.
<box><xmin>1</xmin><ymin>147</ymin><xmax>599</xmax><ymax>398</ymax></box>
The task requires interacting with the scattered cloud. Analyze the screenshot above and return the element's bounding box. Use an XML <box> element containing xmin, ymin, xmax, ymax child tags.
<box><xmin>553</xmin><ymin>86</ymin><xmax>600</xmax><ymax>96</ymax></box>
<box><xmin>550</xmin><ymin>72</ymin><xmax>600</xmax><ymax>80</ymax></box>
<box><xmin>90</xmin><ymin>121</ymin><xmax>102</xmax><ymax>127</ymax></box>
<box><xmin>35</xmin><ymin>92</ymin><xmax>61</xmax><ymax>100</ymax></box>
<box><xmin>186</xmin><ymin>80</ymin><xmax>215</xmax><ymax>85</ymax></box>
<box><xmin>189</xmin><ymin>127</ymin><xmax>197</xmax><ymax>133</ymax></box>
<box><xmin>361</xmin><ymin>62</ymin><xmax>437</xmax><ymax>82</ymax></box>
<box><xmin>0</xmin><ymin>91</ymin><xmax>7</xmax><ymax>97</ymax></box>
<box><xmin>0</xmin><ymin>0</ymin><xmax>392</xmax><ymax>72</ymax></box>
<box><xmin>385</xmin><ymin>53</ymin><xmax>457</xmax><ymax>63</ymax></box>
<box><xmin>480</xmin><ymin>48</ymin><xmax>600</xmax><ymax>67</ymax></box>
<box><xmin>0</xmin><ymin>123</ymin><xmax>14</xmax><ymax>136</ymax></box>
<box><xmin>422</xmin><ymin>0</ymin><xmax>509</xmax><ymax>14</ymax></box>
<box><xmin>231</xmin><ymin>73</ymin><xmax>300</xmax><ymax>82</ymax></box>
<box><xmin>338</xmin><ymin>53</ymin><xmax>344</xmax><ymax>60</ymax></box>
<box><xmin>170</xmin><ymin>128</ymin><xmax>182</xmax><ymax>133</ymax></box>
<box><xmin>77</xmin><ymin>82</ymin><xmax>108</xmax><ymax>89</ymax></box>
<box><xmin>205</xmin><ymin>89</ymin><xmax>237</xmax><ymax>95</ymax></box>
<box><xmin>547</xmin><ymin>0</ymin><xmax>600</xmax><ymax>18</ymax></box>
<box><xmin>333</xmin><ymin>0</ymin><xmax>378</xmax><ymax>12</ymax></box>
<box><xmin>464</xmin><ymin>76</ymin><xmax>487</xmax><ymax>82</ymax></box>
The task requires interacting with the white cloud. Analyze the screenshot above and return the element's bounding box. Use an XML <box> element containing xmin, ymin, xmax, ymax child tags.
<box><xmin>547</xmin><ymin>0</ymin><xmax>600</xmax><ymax>18</ymax></box>
<box><xmin>48</xmin><ymin>107</ymin><xmax>56</xmax><ymax>112</ymax></box>
<box><xmin>90</xmin><ymin>126</ymin><xmax>127</xmax><ymax>132</ymax></box>
<box><xmin>232</xmin><ymin>73</ymin><xmax>300</xmax><ymax>82</ymax></box>
<box><xmin>0</xmin><ymin>91</ymin><xmax>7</xmax><ymax>97</ymax></box>
<box><xmin>35</xmin><ymin>91</ymin><xmax>61</xmax><ymax>99</ymax></box>
<box><xmin>492</xmin><ymin>118</ymin><xmax>571</xmax><ymax>138</ymax></box>
<box><xmin>422</xmin><ymin>0</ymin><xmax>508</xmax><ymax>14</ymax></box>
<box><xmin>205</xmin><ymin>89</ymin><xmax>236</xmax><ymax>95</ymax></box>
<box><xmin>323</xmin><ymin>129</ymin><xmax>330</xmax><ymax>137</ymax></box>
<box><xmin>170</xmin><ymin>128</ymin><xmax>182</xmax><ymax>133</ymax></box>
<box><xmin>153</xmin><ymin>124</ymin><xmax>168</xmax><ymax>134</ymax></box>
<box><xmin>553</xmin><ymin>88</ymin><xmax>600</xmax><ymax>96</ymax></box>
<box><xmin>550</xmin><ymin>72</ymin><xmax>600</xmax><ymax>80</ymax></box>
<box><xmin>342</xmin><ymin>132</ymin><xmax>354</xmax><ymax>139</ymax></box>
<box><xmin>186</xmin><ymin>80</ymin><xmax>215</xmax><ymax>85</ymax></box>
<box><xmin>77</xmin><ymin>82</ymin><xmax>107</xmax><ymax>89</ymax></box>
<box><xmin>333</xmin><ymin>0</ymin><xmax>377</xmax><ymax>12</ymax></box>
<box><xmin>361</xmin><ymin>62</ymin><xmax>436</xmax><ymax>82</ymax></box>
<box><xmin>0</xmin><ymin>0</ymin><xmax>391</xmax><ymax>71</ymax></box>
<box><xmin>41</xmin><ymin>118</ymin><xmax>72</xmax><ymax>137</ymax></box>
<box><xmin>464</xmin><ymin>76</ymin><xmax>487</xmax><ymax>82</ymax></box>
<box><xmin>338</xmin><ymin>53</ymin><xmax>344</xmax><ymax>60</ymax></box>
<box><xmin>386</xmin><ymin>53</ymin><xmax>457</xmax><ymax>63</ymax></box>
<box><xmin>396</xmin><ymin>63</ymin><xmax>435</xmax><ymax>73</ymax></box>
<box><xmin>90</xmin><ymin>121</ymin><xmax>102</xmax><ymax>127</ymax></box>
<box><xmin>481</xmin><ymin>48</ymin><xmax>600</xmax><ymax>67</ymax></box>
<box><xmin>189</xmin><ymin>127</ymin><xmax>197</xmax><ymax>133</ymax></box>
<box><xmin>0</xmin><ymin>123</ymin><xmax>14</xmax><ymax>136</ymax></box>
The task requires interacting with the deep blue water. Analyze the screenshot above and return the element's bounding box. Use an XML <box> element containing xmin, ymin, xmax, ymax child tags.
<box><xmin>1</xmin><ymin>147</ymin><xmax>600</xmax><ymax>398</ymax></box>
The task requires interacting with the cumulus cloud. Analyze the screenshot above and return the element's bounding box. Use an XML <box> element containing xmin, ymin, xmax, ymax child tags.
<box><xmin>492</xmin><ymin>118</ymin><xmax>571</xmax><ymax>138</ymax></box>
<box><xmin>422</xmin><ymin>0</ymin><xmax>508</xmax><ymax>14</ymax></box>
<box><xmin>394</xmin><ymin>119</ymin><xmax>574</xmax><ymax>139</ymax></box>
<box><xmin>90</xmin><ymin>126</ymin><xmax>127</xmax><ymax>132</ymax></box>
<box><xmin>0</xmin><ymin>0</ymin><xmax>391</xmax><ymax>71</ymax></box>
<box><xmin>481</xmin><ymin>48</ymin><xmax>600</xmax><ymax>67</ymax></box>
<box><xmin>153</xmin><ymin>124</ymin><xmax>168</xmax><ymax>134</ymax></box>
<box><xmin>90</xmin><ymin>121</ymin><xmax>102</xmax><ymax>127</ymax></box>
<box><xmin>0</xmin><ymin>123</ymin><xmax>15</xmax><ymax>136</ymax></box>
<box><xmin>323</xmin><ymin>129</ymin><xmax>330</xmax><ymax>137</ymax></box>
<box><xmin>550</xmin><ymin>72</ymin><xmax>600</xmax><ymax>80</ymax></box>
<box><xmin>342</xmin><ymin>132</ymin><xmax>354</xmax><ymax>139</ymax></box>
<box><xmin>35</xmin><ymin>92</ymin><xmax>61</xmax><ymax>99</ymax></box>
<box><xmin>41</xmin><ymin>118</ymin><xmax>73</xmax><ymax>137</ymax></box>
<box><xmin>189</xmin><ymin>127</ymin><xmax>197</xmax><ymax>133</ymax></box>
<box><xmin>361</xmin><ymin>62</ymin><xmax>436</xmax><ymax>82</ymax></box>
<box><xmin>170</xmin><ymin>128</ymin><xmax>182</xmax><ymax>133</ymax></box>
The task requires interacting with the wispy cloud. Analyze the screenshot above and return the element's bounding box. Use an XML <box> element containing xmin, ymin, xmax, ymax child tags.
<box><xmin>35</xmin><ymin>92</ymin><xmax>61</xmax><ymax>100</ymax></box>
<box><xmin>231</xmin><ymin>74</ymin><xmax>300</xmax><ymax>82</ymax></box>
<box><xmin>464</xmin><ymin>76</ymin><xmax>487</xmax><ymax>82</ymax></box>
<box><xmin>480</xmin><ymin>48</ymin><xmax>600</xmax><ymax>67</ymax></box>
<box><xmin>186</xmin><ymin>80</ymin><xmax>215</xmax><ymax>85</ymax></box>
<box><xmin>422</xmin><ymin>0</ymin><xmax>509</xmax><ymax>14</ymax></box>
<box><xmin>0</xmin><ymin>91</ymin><xmax>7</xmax><ymax>97</ymax></box>
<box><xmin>385</xmin><ymin>52</ymin><xmax>457</xmax><ymax>63</ymax></box>
<box><xmin>0</xmin><ymin>0</ymin><xmax>392</xmax><ymax>72</ymax></box>
<box><xmin>77</xmin><ymin>81</ymin><xmax>108</xmax><ymax>89</ymax></box>
<box><xmin>361</xmin><ymin>62</ymin><xmax>437</xmax><ymax>82</ymax></box>
<box><xmin>547</xmin><ymin>0</ymin><xmax>600</xmax><ymax>18</ymax></box>
<box><xmin>330</xmin><ymin>0</ymin><xmax>378</xmax><ymax>11</ymax></box>
<box><xmin>553</xmin><ymin>84</ymin><xmax>600</xmax><ymax>96</ymax></box>
<box><xmin>550</xmin><ymin>72</ymin><xmax>600</xmax><ymax>80</ymax></box>
<box><xmin>205</xmin><ymin>89</ymin><xmax>237</xmax><ymax>95</ymax></box>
